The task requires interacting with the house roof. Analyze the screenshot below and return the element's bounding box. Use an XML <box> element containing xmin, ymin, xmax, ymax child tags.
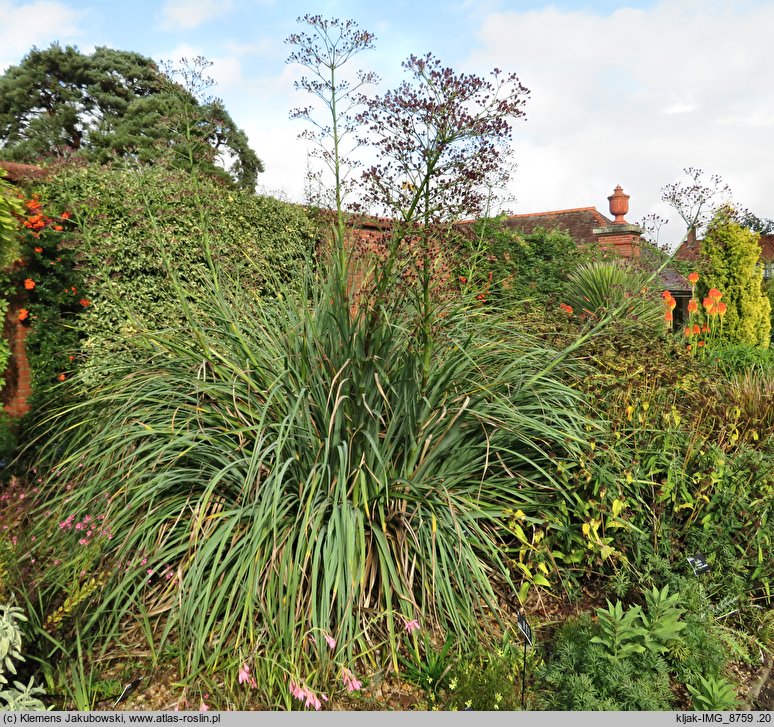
<box><xmin>760</xmin><ymin>234</ymin><xmax>774</xmax><ymax>262</ymax></box>
<box><xmin>674</xmin><ymin>232</ymin><xmax>774</xmax><ymax>263</ymax></box>
<box><xmin>0</xmin><ymin>161</ymin><xmax>47</xmax><ymax>182</ymax></box>
<box><xmin>660</xmin><ymin>268</ymin><xmax>691</xmax><ymax>293</ymax></box>
<box><xmin>497</xmin><ymin>207</ymin><xmax>613</xmax><ymax>245</ymax></box>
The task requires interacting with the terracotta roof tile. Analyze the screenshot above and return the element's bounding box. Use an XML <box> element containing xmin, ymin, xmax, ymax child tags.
<box><xmin>759</xmin><ymin>234</ymin><xmax>774</xmax><ymax>261</ymax></box>
<box><xmin>0</xmin><ymin>161</ymin><xmax>47</xmax><ymax>182</ymax></box>
<box><xmin>497</xmin><ymin>207</ymin><xmax>613</xmax><ymax>245</ymax></box>
<box><xmin>675</xmin><ymin>232</ymin><xmax>774</xmax><ymax>263</ymax></box>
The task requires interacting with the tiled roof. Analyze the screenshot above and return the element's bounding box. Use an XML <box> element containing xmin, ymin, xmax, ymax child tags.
<box><xmin>0</xmin><ymin>161</ymin><xmax>47</xmax><ymax>182</ymax></box>
<box><xmin>675</xmin><ymin>232</ymin><xmax>774</xmax><ymax>263</ymax></box>
<box><xmin>660</xmin><ymin>268</ymin><xmax>691</xmax><ymax>292</ymax></box>
<box><xmin>496</xmin><ymin>207</ymin><xmax>613</xmax><ymax>245</ymax></box>
<box><xmin>760</xmin><ymin>234</ymin><xmax>774</xmax><ymax>261</ymax></box>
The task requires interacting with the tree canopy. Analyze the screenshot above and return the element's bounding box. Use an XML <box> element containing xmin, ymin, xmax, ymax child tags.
<box><xmin>0</xmin><ymin>45</ymin><xmax>263</xmax><ymax>189</ymax></box>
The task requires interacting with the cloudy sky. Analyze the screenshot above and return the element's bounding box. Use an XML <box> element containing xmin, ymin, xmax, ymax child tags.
<box><xmin>1</xmin><ymin>0</ymin><xmax>772</xmax><ymax>250</ymax></box>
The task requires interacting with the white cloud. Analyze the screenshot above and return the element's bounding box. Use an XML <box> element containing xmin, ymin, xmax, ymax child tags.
<box><xmin>0</xmin><ymin>0</ymin><xmax>83</xmax><ymax>70</ymax></box>
<box><xmin>158</xmin><ymin>0</ymin><xmax>234</xmax><ymax>31</ymax></box>
<box><xmin>466</xmin><ymin>0</ymin><xmax>774</xmax><ymax>248</ymax></box>
<box><xmin>662</xmin><ymin>97</ymin><xmax>696</xmax><ymax>115</ymax></box>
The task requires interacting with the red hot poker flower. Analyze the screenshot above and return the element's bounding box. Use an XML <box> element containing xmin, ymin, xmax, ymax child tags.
<box><xmin>687</xmin><ymin>271</ymin><xmax>699</xmax><ymax>284</ymax></box>
<box><xmin>559</xmin><ymin>303</ymin><xmax>573</xmax><ymax>315</ymax></box>
<box><xmin>708</xmin><ymin>288</ymin><xmax>722</xmax><ymax>300</ymax></box>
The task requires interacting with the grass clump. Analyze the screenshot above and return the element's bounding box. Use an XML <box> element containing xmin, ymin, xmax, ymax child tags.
<box><xmin>20</xmin><ymin>239</ymin><xmax>590</xmax><ymax>699</ymax></box>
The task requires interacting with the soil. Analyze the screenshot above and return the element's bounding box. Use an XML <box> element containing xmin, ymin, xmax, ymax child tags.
<box><xmin>745</xmin><ymin>655</ymin><xmax>773</xmax><ymax>711</ymax></box>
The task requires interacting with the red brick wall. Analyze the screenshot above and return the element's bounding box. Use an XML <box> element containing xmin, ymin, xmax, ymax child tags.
<box><xmin>2</xmin><ymin>309</ymin><xmax>31</xmax><ymax>418</ymax></box>
<box><xmin>598</xmin><ymin>233</ymin><xmax>640</xmax><ymax>258</ymax></box>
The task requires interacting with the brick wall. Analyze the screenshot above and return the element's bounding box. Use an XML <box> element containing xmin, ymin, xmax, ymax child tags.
<box><xmin>2</xmin><ymin>308</ymin><xmax>31</xmax><ymax>418</ymax></box>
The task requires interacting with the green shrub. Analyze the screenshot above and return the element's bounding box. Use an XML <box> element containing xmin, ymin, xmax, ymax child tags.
<box><xmin>0</xmin><ymin>604</ymin><xmax>48</xmax><ymax>711</ymax></box>
<box><xmin>0</xmin><ymin>411</ymin><xmax>16</xmax><ymax>467</ymax></box>
<box><xmin>706</xmin><ymin>340</ymin><xmax>774</xmax><ymax>377</ymax></box>
<box><xmin>457</xmin><ymin>220</ymin><xmax>599</xmax><ymax>312</ymax></box>
<box><xmin>443</xmin><ymin>634</ymin><xmax>526</xmax><ymax>711</ymax></box>
<box><xmin>700</xmin><ymin>207</ymin><xmax>771</xmax><ymax>348</ymax></box>
<box><xmin>33</xmin><ymin>162</ymin><xmax>318</xmax><ymax>382</ymax></box>
<box><xmin>536</xmin><ymin>613</ymin><xmax>674</xmax><ymax>710</ymax></box>
<box><xmin>563</xmin><ymin>260</ymin><xmax>664</xmax><ymax>329</ymax></box>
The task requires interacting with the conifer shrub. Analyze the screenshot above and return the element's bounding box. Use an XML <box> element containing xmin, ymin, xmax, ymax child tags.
<box><xmin>699</xmin><ymin>207</ymin><xmax>771</xmax><ymax>348</ymax></box>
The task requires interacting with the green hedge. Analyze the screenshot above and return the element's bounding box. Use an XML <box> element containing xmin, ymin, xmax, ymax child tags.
<box><xmin>36</xmin><ymin>163</ymin><xmax>318</xmax><ymax>378</ymax></box>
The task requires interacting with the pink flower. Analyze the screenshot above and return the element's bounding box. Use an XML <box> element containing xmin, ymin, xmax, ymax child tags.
<box><xmin>289</xmin><ymin>680</ymin><xmax>323</xmax><ymax>710</ymax></box>
<box><xmin>341</xmin><ymin>667</ymin><xmax>362</xmax><ymax>692</ymax></box>
<box><xmin>324</xmin><ymin>633</ymin><xmax>336</xmax><ymax>649</ymax></box>
<box><xmin>400</xmin><ymin>616</ymin><xmax>420</xmax><ymax>634</ymax></box>
<box><xmin>289</xmin><ymin>680</ymin><xmax>303</xmax><ymax>700</ymax></box>
<box><xmin>238</xmin><ymin>663</ymin><xmax>251</xmax><ymax>685</ymax></box>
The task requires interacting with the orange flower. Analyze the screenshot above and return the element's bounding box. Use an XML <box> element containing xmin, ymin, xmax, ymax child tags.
<box><xmin>17</xmin><ymin>308</ymin><xmax>28</xmax><ymax>321</ymax></box>
<box><xmin>703</xmin><ymin>297</ymin><xmax>716</xmax><ymax>314</ymax></box>
<box><xmin>458</xmin><ymin>275</ymin><xmax>467</xmax><ymax>284</ymax></box>
<box><xmin>683</xmin><ymin>327</ymin><xmax>691</xmax><ymax>337</ymax></box>
<box><xmin>559</xmin><ymin>303</ymin><xmax>573</xmax><ymax>315</ymax></box>
<box><xmin>61</xmin><ymin>211</ymin><xmax>72</xmax><ymax>220</ymax></box>
<box><xmin>24</xmin><ymin>278</ymin><xmax>35</xmax><ymax>290</ymax></box>
<box><xmin>702</xmin><ymin>325</ymin><xmax>710</xmax><ymax>333</ymax></box>
<box><xmin>692</xmin><ymin>324</ymin><xmax>701</xmax><ymax>335</ymax></box>
<box><xmin>686</xmin><ymin>344</ymin><xmax>692</xmax><ymax>352</ymax></box>
<box><xmin>661</xmin><ymin>290</ymin><xmax>673</xmax><ymax>300</ymax></box>
<box><xmin>34</xmin><ymin>246</ymin><xmax>43</xmax><ymax>254</ymax></box>
<box><xmin>476</xmin><ymin>293</ymin><xmax>487</xmax><ymax>302</ymax></box>
<box><xmin>687</xmin><ymin>271</ymin><xmax>699</xmax><ymax>284</ymax></box>
<box><xmin>687</xmin><ymin>299</ymin><xmax>698</xmax><ymax>314</ymax></box>
<box><xmin>668</xmin><ymin>298</ymin><xmax>676</xmax><ymax>310</ymax></box>
<box><xmin>25</xmin><ymin>199</ymin><xmax>42</xmax><ymax>211</ymax></box>
<box><xmin>708</xmin><ymin>288</ymin><xmax>722</xmax><ymax>300</ymax></box>
<box><xmin>54</xmin><ymin>225</ymin><xmax>63</xmax><ymax>231</ymax></box>
<box><xmin>79</xmin><ymin>298</ymin><xmax>91</xmax><ymax>307</ymax></box>
<box><xmin>68</xmin><ymin>355</ymin><xmax>75</xmax><ymax>361</ymax></box>
<box><xmin>717</xmin><ymin>302</ymin><xmax>727</xmax><ymax>317</ymax></box>
<box><xmin>697</xmin><ymin>340</ymin><xmax>705</xmax><ymax>347</ymax></box>
<box><xmin>71</xmin><ymin>286</ymin><xmax>77</xmax><ymax>293</ymax></box>
<box><xmin>664</xmin><ymin>310</ymin><xmax>673</xmax><ymax>322</ymax></box>
<box><xmin>57</xmin><ymin>373</ymin><xmax>66</xmax><ymax>382</ymax></box>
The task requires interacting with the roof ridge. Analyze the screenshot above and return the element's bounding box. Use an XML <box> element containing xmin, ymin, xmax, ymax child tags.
<box><xmin>506</xmin><ymin>206</ymin><xmax>603</xmax><ymax>219</ymax></box>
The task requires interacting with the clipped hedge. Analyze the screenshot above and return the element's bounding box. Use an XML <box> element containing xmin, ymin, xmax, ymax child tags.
<box><xmin>36</xmin><ymin>163</ymin><xmax>318</xmax><ymax>378</ymax></box>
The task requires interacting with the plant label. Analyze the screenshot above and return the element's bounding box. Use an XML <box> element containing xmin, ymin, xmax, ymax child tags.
<box><xmin>517</xmin><ymin>612</ymin><xmax>533</xmax><ymax>646</ymax></box>
<box><xmin>687</xmin><ymin>553</ymin><xmax>710</xmax><ymax>575</ymax></box>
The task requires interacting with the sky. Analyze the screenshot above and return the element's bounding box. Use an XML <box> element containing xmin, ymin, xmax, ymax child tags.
<box><xmin>1</xmin><ymin>0</ymin><xmax>773</xmax><ymax>250</ymax></box>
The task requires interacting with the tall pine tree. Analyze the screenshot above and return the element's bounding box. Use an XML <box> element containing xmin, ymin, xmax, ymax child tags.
<box><xmin>0</xmin><ymin>45</ymin><xmax>263</xmax><ymax>189</ymax></box>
